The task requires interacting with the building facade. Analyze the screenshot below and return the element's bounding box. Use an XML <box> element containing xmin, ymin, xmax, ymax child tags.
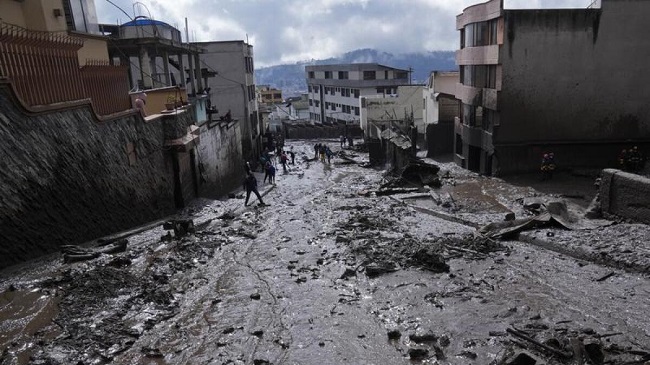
<box><xmin>423</xmin><ymin>71</ymin><xmax>459</xmax><ymax>157</ymax></box>
<box><xmin>456</xmin><ymin>0</ymin><xmax>650</xmax><ymax>175</ymax></box>
<box><xmin>305</xmin><ymin>64</ymin><xmax>410</xmax><ymax>127</ymax></box>
<box><xmin>258</xmin><ymin>85</ymin><xmax>283</xmax><ymax>105</ymax></box>
<box><xmin>193</xmin><ymin>41</ymin><xmax>261</xmax><ymax>161</ymax></box>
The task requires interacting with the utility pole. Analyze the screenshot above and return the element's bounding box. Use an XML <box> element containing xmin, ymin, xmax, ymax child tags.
<box><xmin>408</xmin><ymin>66</ymin><xmax>413</xmax><ymax>85</ymax></box>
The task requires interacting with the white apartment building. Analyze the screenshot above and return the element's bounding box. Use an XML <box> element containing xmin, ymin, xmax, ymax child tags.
<box><xmin>305</xmin><ymin>64</ymin><xmax>411</xmax><ymax>126</ymax></box>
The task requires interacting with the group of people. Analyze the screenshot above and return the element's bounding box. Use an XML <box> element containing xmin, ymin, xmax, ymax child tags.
<box><xmin>618</xmin><ymin>146</ymin><xmax>646</xmax><ymax>172</ymax></box>
<box><xmin>314</xmin><ymin>143</ymin><xmax>334</xmax><ymax>163</ymax></box>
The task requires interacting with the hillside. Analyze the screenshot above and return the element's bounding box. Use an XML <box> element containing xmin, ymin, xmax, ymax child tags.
<box><xmin>255</xmin><ymin>48</ymin><xmax>457</xmax><ymax>97</ymax></box>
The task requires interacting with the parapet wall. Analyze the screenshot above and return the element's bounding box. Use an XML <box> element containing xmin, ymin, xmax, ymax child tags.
<box><xmin>599</xmin><ymin>169</ymin><xmax>650</xmax><ymax>224</ymax></box>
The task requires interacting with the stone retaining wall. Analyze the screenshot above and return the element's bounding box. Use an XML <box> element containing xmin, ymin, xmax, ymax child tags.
<box><xmin>599</xmin><ymin>168</ymin><xmax>650</xmax><ymax>224</ymax></box>
<box><xmin>0</xmin><ymin>83</ymin><xmax>177</xmax><ymax>269</ymax></box>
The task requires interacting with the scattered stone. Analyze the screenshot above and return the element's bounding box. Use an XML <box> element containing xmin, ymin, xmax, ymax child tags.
<box><xmin>319</xmin><ymin>341</ymin><xmax>325</xmax><ymax>347</ymax></box>
<box><xmin>141</xmin><ymin>347</ymin><xmax>163</xmax><ymax>358</ymax></box>
<box><xmin>387</xmin><ymin>330</ymin><xmax>401</xmax><ymax>340</ymax></box>
<box><xmin>584</xmin><ymin>341</ymin><xmax>604</xmax><ymax>365</ymax></box>
<box><xmin>411</xmin><ymin>248</ymin><xmax>449</xmax><ymax>273</ymax></box>
<box><xmin>458</xmin><ymin>350</ymin><xmax>477</xmax><ymax>359</ymax></box>
<box><xmin>223</xmin><ymin>327</ymin><xmax>235</xmax><ymax>334</ymax></box>
<box><xmin>295</xmin><ymin>276</ymin><xmax>307</xmax><ymax>284</ymax></box>
<box><xmin>408</xmin><ymin>347</ymin><xmax>429</xmax><ymax>360</ymax></box>
<box><xmin>357</xmin><ymin>334</ymin><xmax>365</xmax><ymax>339</ymax></box>
<box><xmin>340</xmin><ymin>268</ymin><xmax>356</xmax><ymax>280</ymax></box>
<box><xmin>505</xmin><ymin>351</ymin><xmax>541</xmax><ymax>365</ymax></box>
<box><xmin>253</xmin><ymin>359</ymin><xmax>270</xmax><ymax>365</ymax></box>
<box><xmin>505</xmin><ymin>212</ymin><xmax>516</xmax><ymax>221</ymax></box>
<box><xmin>250</xmin><ymin>293</ymin><xmax>261</xmax><ymax>300</ymax></box>
<box><xmin>438</xmin><ymin>335</ymin><xmax>450</xmax><ymax>347</ymax></box>
<box><xmin>364</xmin><ymin>261</ymin><xmax>399</xmax><ymax>278</ymax></box>
<box><xmin>409</xmin><ymin>331</ymin><xmax>438</xmax><ymax>343</ymax></box>
<box><xmin>251</xmin><ymin>330</ymin><xmax>264</xmax><ymax>338</ymax></box>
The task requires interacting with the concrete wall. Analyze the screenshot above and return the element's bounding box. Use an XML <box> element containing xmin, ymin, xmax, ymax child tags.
<box><xmin>196</xmin><ymin>121</ymin><xmax>244</xmax><ymax>198</ymax></box>
<box><xmin>284</xmin><ymin>123</ymin><xmax>362</xmax><ymax>140</ymax></box>
<box><xmin>599</xmin><ymin>169</ymin><xmax>650</xmax><ymax>224</ymax></box>
<box><xmin>498</xmin><ymin>2</ymin><xmax>650</xmax><ymax>145</ymax></box>
<box><xmin>0</xmin><ymin>82</ymin><xmax>177</xmax><ymax>270</ymax></box>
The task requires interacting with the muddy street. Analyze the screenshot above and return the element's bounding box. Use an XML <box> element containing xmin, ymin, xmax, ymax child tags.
<box><xmin>1</xmin><ymin>140</ymin><xmax>650</xmax><ymax>365</ymax></box>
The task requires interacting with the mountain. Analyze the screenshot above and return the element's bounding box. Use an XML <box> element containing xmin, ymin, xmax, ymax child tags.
<box><xmin>255</xmin><ymin>48</ymin><xmax>457</xmax><ymax>97</ymax></box>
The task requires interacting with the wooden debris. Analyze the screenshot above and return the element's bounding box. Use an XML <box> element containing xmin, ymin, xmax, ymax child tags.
<box><xmin>506</xmin><ymin>327</ymin><xmax>573</xmax><ymax>359</ymax></box>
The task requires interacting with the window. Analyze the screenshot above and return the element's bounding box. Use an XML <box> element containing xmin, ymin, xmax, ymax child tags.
<box><xmin>395</xmin><ymin>71</ymin><xmax>408</xmax><ymax>80</ymax></box>
<box><xmin>325</xmin><ymin>71</ymin><xmax>332</xmax><ymax>79</ymax></box>
<box><xmin>455</xmin><ymin>134</ymin><xmax>463</xmax><ymax>155</ymax></box>
<box><xmin>354</xmin><ymin>107</ymin><xmax>360</xmax><ymax>116</ymax></box>
<box><xmin>376</xmin><ymin>87</ymin><xmax>384</xmax><ymax>94</ymax></box>
<box><xmin>309</xmin><ymin>99</ymin><xmax>313</xmax><ymax>106</ymax></box>
<box><xmin>462</xmin><ymin>65</ymin><xmax>497</xmax><ymax>89</ymax></box>
<box><xmin>308</xmin><ymin>85</ymin><xmax>312</xmax><ymax>93</ymax></box>
<box><xmin>273</xmin><ymin>93</ymin><xmax>281</xmax><ymax>99</ymax></box>
<box><xmin>463</xmin><ymin>19</ymin><xmax>499</xmax><ymax>48</ymax></box>
<box><xmin>384</xmin><ymin>70</ymin><xmax>389</xmax><ymax>79</ymax></box>
<box><xmin>342</xmin><ymin>88</ymin><xmax>350</xmax><ymax>97</ymax></box>
<box><xmin>308</xmin><ymin>71</ymin><xmax>315</xmax><ymax>78</ymax></box>
<box><xmin>331</xmin><ymin>103</ymin><xmax>336</xmax><ymax>111</ymax></box>
<box><xmin>314</xmin><ymin>100</ymin><xmax>320</xmax><ymax>107</ymax></box>
<box><xmin>353</xmin><ymin>89</ymin><xmax>360</xmax><ymax>98</ymax></box>
<box><xmin>363</xmin><ymin>71</ymin><xmax>376</xmax><ymax>80</ymax></box>
<box><xmin>324</xmin><ymin>87</ymin><xmax>328</xmax><ymax>95</ymax></box>
<box><xmin>482</xmin><ymin>108</ymin><xmax>493</xmax><ymax>132</ymax></box>
<box><xmin>338</xmin><ymin>71</ymin><xmax>349</xmax><ymax>79</ymax></box>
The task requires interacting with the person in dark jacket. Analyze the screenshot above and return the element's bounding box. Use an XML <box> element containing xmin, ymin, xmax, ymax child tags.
<box><xmin>243</xmin><ymin>173</ymin><xmax>266</xmax><ymax>206</ymax></box>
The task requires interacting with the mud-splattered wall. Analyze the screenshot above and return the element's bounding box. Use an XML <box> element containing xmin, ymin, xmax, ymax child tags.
<box><xmin>494</xmin><ymin>1</ymin><xmax>650</xmax><ymax>173</ymax></box>
<box><xmin>0</xmin><ymin>83</ymin><xmax>176</xmax><ymax>270</ymax></box>
<box><xmin>195</xmin><ymin>121</ymin><xmax>244</xmax><ymax>198</ymax></box>
<box><xmin>599</xmin><ymin>169</ymin><xmax>650</xmax><ymax>225</ymax></box>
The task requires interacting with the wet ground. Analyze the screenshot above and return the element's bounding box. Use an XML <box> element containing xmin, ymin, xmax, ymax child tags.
<box><xmin>1</xmin><ymin>139</ymin><xmax>649</xmax><ymax>365</ymax></box>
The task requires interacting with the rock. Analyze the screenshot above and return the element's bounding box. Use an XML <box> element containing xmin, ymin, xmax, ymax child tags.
<box><xmin>438</xmin><ymin>335</ymin><xmax>450</xmax><ymax>347</ymax></box>
<box><xmin>365</xmin><ymin>262</ymin><xmax>399</xmax><ymax>278</ymax></box>
<box><xmin>505</xmin><ymin>212</ymin><xmax>516</xmax><ymax>221</ymax></box>
<box><xmin>223</xmin><ymin>327</ymin><xmax>235</xmax><ymax>334</ymax></box>
<box><xmin>505</xmin><ymin>351</ymin><xmax>542</xmax><ymax>365</ymax></box>
<box><xmin>584</xmin><ymin>341</ymin><xmax>604</xmax><ymax>365</ymax></box>
<box><xmin>319</xmin><ymin>341</ymin><xmax>325</xmax><ymax>347</ymax></box>
<box><xmin>250</xmin><ymin>293</ymin><xmax>261</xmax><ymax>300</ymax></box>
<box><xmin>387</xmin><ymin>330</ymin><xmax>401</xmax><ymax>340</ymax></box>
<box><xmin>409</xmin><ymin>331</ymin><xmax>438</xmax><ymax>343</ymax></box>
<box><xmin>251</xmin><ymin>330</ymin><xmax>264</xmax><ymax>337</ymax></box>
<box><xmin>412</xmin><ymin>248</ymin><xmax>449</xmax><ymax>273</ymax></box>
<box><xmin>340</xmin><ymin>267</ymin><xmax>356</xmax><ymax>280</ymax></box>
<box><xmin>253</xmin><ymin>359</ymin><xmax>270</xmax><ymax>365</ymax></box>
<box><xmin>458</xmin><ymin>350</ymin><xmax>477</xmax><ymax>359</ymax></box>
<box><xmin>408</xmin><ymin>348</ymin><xmax>429</xmax><ymax>360</ymax></box>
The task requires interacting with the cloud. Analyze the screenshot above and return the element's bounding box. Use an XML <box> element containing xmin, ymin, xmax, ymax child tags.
<box><xmin>95</xmin><ymin>0</ymin><xmax>594</xmax><ymax>67</ymax></box>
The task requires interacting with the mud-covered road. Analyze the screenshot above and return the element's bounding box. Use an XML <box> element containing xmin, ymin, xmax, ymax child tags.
<box><xmin>1</xmin><ymin>140</ymin><xmax>649</xmax><ymax>365</ymax></box>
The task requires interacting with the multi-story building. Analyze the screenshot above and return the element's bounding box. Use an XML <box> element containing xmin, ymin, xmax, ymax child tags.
<box><xmin>305</xmin><ymin>64</ymin><xmax>410</xmax><ymax>126</ymax></box>
<box><xmin>456</xmin><ymin>0</ymin><xmax>650</xmax><ymax>175</ymax></box>
<box><xmin>423</xmin><ymin>71</ymin><xmax>459</xmax><ymax>157</ymax></box>
<box><xmin>360</xmin><ymin>85</ymin><xmax>424</xmax><ymax>140</ymax></box>
<box><xmin>193</xmin><ymin>41</ymin><xmax>261</xmax><ymax>161</ymax></box>
<box><xmin>257</xmin><ymin>85</ymin><xmax>283</xmax><ymax>105</ymax></box>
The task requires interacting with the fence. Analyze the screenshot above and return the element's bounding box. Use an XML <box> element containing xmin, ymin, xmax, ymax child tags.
<box><xmin>80</xmin><ymin>60</ymin><xmax>131</xmax><ymax>116</ymax></box>
<box><xmin>0</xmin><ymin>21</ymin><xmax>131</xmax><ymax>116</ymax></box>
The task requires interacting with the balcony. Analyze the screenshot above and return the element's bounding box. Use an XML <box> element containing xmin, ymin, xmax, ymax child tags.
<box><xmin>456</xmin><ymin>45</ymin><xmax>500</xmax><ymax>66</ymax></box>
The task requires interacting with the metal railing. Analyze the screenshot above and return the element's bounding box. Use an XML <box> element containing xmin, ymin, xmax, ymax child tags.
<box><xmin>0</xmin><ymin>21</ymin><xmax>131</xmax><ymax>116</ymax></box>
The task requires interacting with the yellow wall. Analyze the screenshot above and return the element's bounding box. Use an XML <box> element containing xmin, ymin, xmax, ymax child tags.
<box><xmin>75</xmin><ymin>36</ymin><xmax>110</xmax><ymax>65</ymax></box>
<box><xmin>140</xmin><ymin>87</ymin><xmax>189</xmax><ymax>116</ymax></box>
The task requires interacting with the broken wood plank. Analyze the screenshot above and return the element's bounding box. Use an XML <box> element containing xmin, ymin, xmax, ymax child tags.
<box><xmin>595</xmin><ymin>271</ymin><xmax>615</xmax><ymax>282</ymax></box>
<box><xmin>506</xmin><ymin>328</ymin><xmax>573</xmax><ymax>359</ymax></box>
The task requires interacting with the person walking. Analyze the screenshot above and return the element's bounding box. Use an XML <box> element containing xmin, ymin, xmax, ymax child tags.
<box><xmin>319</xmin><ymin>144</ymin><xmax>327</xmax><ymax>162</ymax></box>
<box><xmin>289</xmin><ymin>149</ymin><xmax>296</xmax><ymax>165</ymax></box>
<box><xmin>243</xmin><ymin>173</ymin><xmax>266</xmax><ymax>207</ymax></box>
<box><xmin>268</xmin><ymin>163</ymin><xmax>276</xmax><ymax>185</ymax></box>
<box><xmin>263</xmin><ymin>161</ymin><xmax>271</xmax><ymax>183</ymax></box>
<box><xmin>326</xmin><ymin>146</ymin><xmax>333</xmax><ymax>164</ymax></box>
<box><xmin>280</xmin><ymin>151</ymin><xmax>289</xmax><ymax>173</ymax></box>
<box><xmin>340</xmin><ymin>135</ymin><xmax>345</xmax><ymax>148</ymax></box>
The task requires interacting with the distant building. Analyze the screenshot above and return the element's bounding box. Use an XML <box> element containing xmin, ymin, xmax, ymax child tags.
<box><xmin>423</xmin><ymin>71</ymin><xmax>459</xmax><ymax>157</ymax></box>
<box><xmin>456</xmin><ymin>0</ymin><xmax>650</xmax><ymax>175</ymax></box>
<box><xmin>360</xmin><ymin>85</ymin><xmax>424</xmax><ymax>140</ymax></box>
<box><xmin>258</xmin><ymin>85</ymin><xmax>283</xmax><ymax>105</ymax></box>
<box><xmin>305</xmin><ymin>64</ymin><xmax>410</xmax><ymax>127</ymax></box>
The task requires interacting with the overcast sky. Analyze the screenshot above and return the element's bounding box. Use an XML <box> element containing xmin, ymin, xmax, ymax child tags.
<box><xmin>96</xmin><ymin>0</ymin><xmax>596</xmax><ymax>68</ymax></box>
